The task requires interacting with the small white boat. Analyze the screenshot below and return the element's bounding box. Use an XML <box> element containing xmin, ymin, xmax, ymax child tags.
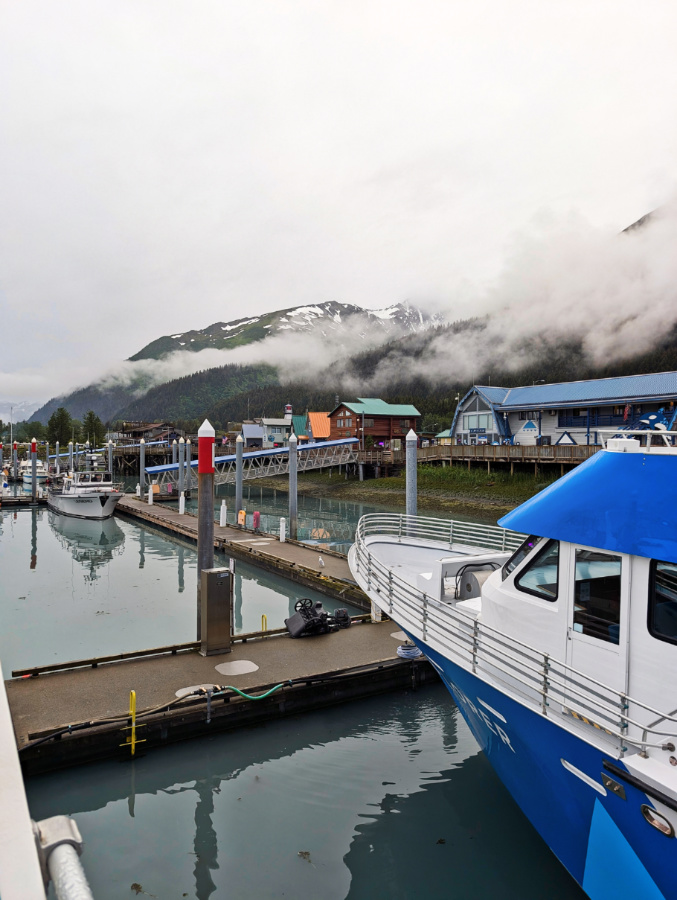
<box><xmin>48</xmin><ymin>471</ymin><xmax>122</xmax><ymax>519</ymax></box>
<box><xmin>19</xmin><ymin>459</ymin><xmax>48</xmax><ymax>486</ymax></box>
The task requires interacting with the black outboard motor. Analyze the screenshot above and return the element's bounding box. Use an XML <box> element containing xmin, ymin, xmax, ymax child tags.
<box><xmin>285</xmin><ymin>598</ymin><xmax>340</xmax><ymax>638</ymax></box>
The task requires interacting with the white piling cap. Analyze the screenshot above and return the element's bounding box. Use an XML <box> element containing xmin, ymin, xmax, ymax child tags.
<box><xmin>186</xmin><ymin>437</ymin><xmax>191</xmax><ymax>444</ymax></box>
<box><xmin>236</xmin><ymin>434</ymin><xmax>244</xmax><ymax>443</ymax></box>
<box><xmin>198</xmin><ymin>419</ymin><xmax>215</xmax><ymax>438</ymax></box>
<box><xmin>179</xmin><ymin>437</ymin><xmax>185</xmax><ymax>444</ymax></box>
<box><xmin>140</xmin><ymin>438</ymin><xmax>145</xmax><ymax>444</ymax></box>
<box><xmin>406</xmin><ymin>429</ymin><xmax>418</xmax><ymax>442</ymax></box>
<box><xmin>172</xmin><ymin>439</ymin><xmax>177</xmax><ymax>445</ymax></box>
<box><xmin>288</xmin><ymin>432</ymin><xmax>298</xmax><ymax>444</ymax></box>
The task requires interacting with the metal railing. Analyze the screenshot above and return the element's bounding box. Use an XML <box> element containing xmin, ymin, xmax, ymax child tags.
<box><xmin>599</xmin><ymin>429</ymin><xmax>677</xmax><ymax>450</ymax></box>
<box><xmin>146</xmin><ymin>438</ymin><xmax>359</xmax><ymax>491</ymax></box>
<box><xmin>353</xmin><ymin>514</ymin><xmax>677</xmax><ymax>759</ymax></box>
<box><xmin>356</xmin><ymin>512</ymin><xmax>526</xmax><ymax>553</ymax></box>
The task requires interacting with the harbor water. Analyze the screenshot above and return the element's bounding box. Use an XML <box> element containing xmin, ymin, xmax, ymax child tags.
<box><xmin>0</xmin><ymin>507</ymin><xmax>361</xmax><ymax>674</ymax></box>
<box><xmin>26</xmin><ymin>685</ymin><xmax>586</xmax><ymax>900</ymax></box>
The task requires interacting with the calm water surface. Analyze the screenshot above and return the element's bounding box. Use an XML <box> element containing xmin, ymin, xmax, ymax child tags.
<box><xmin>26</xmin><ymin>686</ymin><xmax>585</xmax><ymax>900</ymax></box>
<box><xmin>0</xmin><ymin>508</ymin><xmax>360</xmax><ymax>674</ymax></box>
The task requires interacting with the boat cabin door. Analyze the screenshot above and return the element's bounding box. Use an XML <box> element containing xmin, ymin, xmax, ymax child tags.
<box><xmin>565</xmin><ymin>544</ymin><xmax>630</xmax><ymax>694</ymax></box>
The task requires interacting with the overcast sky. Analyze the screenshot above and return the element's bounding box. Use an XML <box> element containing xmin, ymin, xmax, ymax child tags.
<box><xmin>1</xmin><ymin>0</ymin><xmax>676</xmax><ymax>406</ymax></box>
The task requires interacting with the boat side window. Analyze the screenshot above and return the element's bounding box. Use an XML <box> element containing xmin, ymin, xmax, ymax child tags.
<box><xmin>514</xmin><ymin>540</ymin><xmax>559</xmax><ymax>601</ymax></box>
<box><xmin>573</xmin><ymin>550</ymin><xmax>621</xmax><ymax>644</ymax></box>
<box><xmin>81</xmin><ymin>474</ymin><xmax>90</xmax><ymax>482</ymax></box>
<box><xmin>91</xmin><ymin>473</ymin><xmax>102</xmax><ymax>483</ymax></box>
<box><xmin>648</xmin><ymin>560</ymin><xmax>677</xmax><ymax>645</ymax></box>
<box><xmin>502</xmin><ymin>535</ymin><xmax>540</xmax><ymax>580</ymax></box>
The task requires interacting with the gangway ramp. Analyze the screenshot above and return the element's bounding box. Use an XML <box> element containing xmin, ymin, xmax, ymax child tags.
<box><xmin>145</xmin><ymin>438</ymin><xmax>359</xmax><ymax>490</ymax></box>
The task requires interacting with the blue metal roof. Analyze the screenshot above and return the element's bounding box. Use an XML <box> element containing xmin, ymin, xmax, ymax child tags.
<box><xmin>498</xmin><ymin>371</ymin><xmax>677</xmax><ymax>409</ymax></box>
<box><xmin>499</xmin><ymin>450</ymin><xmax>677</xmax><ymax>563</ymax></box>
<box><xmin>475</xmin><ymin>386</ymin><xmax>510</xmax><ymax>404</ymax></box>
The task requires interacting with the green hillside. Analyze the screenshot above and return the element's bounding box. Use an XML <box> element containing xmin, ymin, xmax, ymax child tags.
<box><xmin>114</xmin><ymin>364</ymin><xmax>279</xmax><ymax>422</ymax></box>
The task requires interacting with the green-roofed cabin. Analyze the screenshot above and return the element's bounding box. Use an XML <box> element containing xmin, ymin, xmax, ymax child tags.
<box><xmin>328</xmin><ymin>398</ymin><xmax>420</xmax><ymax>450</ymax></box>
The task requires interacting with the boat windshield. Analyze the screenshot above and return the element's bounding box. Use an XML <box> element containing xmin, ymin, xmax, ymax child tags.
<box><xmin>502</xmin><ymin>535</ymin><xmax>541</xmax><ymax>580</ymax></box>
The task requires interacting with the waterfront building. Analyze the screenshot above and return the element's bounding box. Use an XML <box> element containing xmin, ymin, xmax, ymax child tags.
<box><xmin>328</xmin><ymin>398</ymin><xmax>420</xmax><ymax>450</ymax></box>
<box><xmin>241</xmin><ymin>422</ymin><xmax>263</xmax><ymax>448</ymax></box>
<box><xmin>448</xmin><ymin>371</ymin><xmax>677</xmax><ymax>446</ymax></box>
<box><xmin>307</xmin><ymin>411</ymin><xmax>331</xmax><ymax>442</ymax></box>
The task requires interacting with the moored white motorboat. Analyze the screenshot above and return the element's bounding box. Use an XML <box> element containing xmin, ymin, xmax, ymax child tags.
<box><xmin>47</xmin><ymin>471</ymin><xmax>122</xmax><ymax>519</ymax></box>
<box><xmin>350</xmin><ymin>430</ymin><xmax>677</xmax><ymax>900</ymax></box>
<box><xmin>19</xmin><ymin>459</ymin><xmax>48</xmax><ymax>486</ymax></box>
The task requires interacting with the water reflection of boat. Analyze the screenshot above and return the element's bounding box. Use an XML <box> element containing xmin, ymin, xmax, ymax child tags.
<box><xmin>48</xmin><ymin>511</ymin><xmax>125</xmax><ymax>579</ymax></box>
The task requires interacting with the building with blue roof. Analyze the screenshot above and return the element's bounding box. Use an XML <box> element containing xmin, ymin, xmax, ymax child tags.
<box><xmin>448</xmin><ymin>371</ymin><xmax>677</xmax><ymax>447</ymax></box>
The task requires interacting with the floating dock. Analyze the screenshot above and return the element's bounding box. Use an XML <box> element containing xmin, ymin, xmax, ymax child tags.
<box><xmin>7</xmin><ymin>622</ymin><xmax>437</xmax><ymax>775</ymax></box>
<box><xmin>116</xmin><ymin>495</ymin><xmax>369</xmax><ymax>609</ymax></box>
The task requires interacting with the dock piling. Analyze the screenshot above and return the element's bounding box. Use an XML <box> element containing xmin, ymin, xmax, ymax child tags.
<box><xmin>178</xmin><ymin>437</ymin><xmax>185</xmax><ymax>512</ymax></box>
<box><xmin>139</xmin><ymin>439</ymin><xmax>146</xmax><ymax>499</ymax></box>
<box><xmin>280</xmin><ymin>517</ymin><xmax>286</xmax><ymax>542</ymax></box>
<box><xmin>406</xmin><ymin>429</ymin><xmax>417</xmax><ymax>518</ymax></box>
<box><xmin>55</xmin><ymin>440</ymin><xmax>60</xmax><ymax>474</ymax></box>
<box><xmin>68</xmin><ymin>441</ymin><xmax>73</xmax><ymax>474</ymax></box>
<box><xmin>197</xmin><ymin>419</ymin><xmax>216</xmax><ymax>641</ymax></box>
<box><xmin>235</xmin><ymin>434</ymin><xmax>243</xmax><ymax>518</ymax></box>
<box><xmin>185</xmin><ymin>439</ymin><xmax>192</xmax><ymax>493</ymax></box>
<box><xmin>172</xmin><ymin>439</ymin><xmax>177</xmax><ymax>465</ymax></box>
<box><xmin>31</xmin><ymin>437</ymin><xmax>37</xmax><ymax>502</ymax></box>
<box><xmin>288</xmin><ymin>432</ymin><xmax>298</xmax><ymax>540</ymax></box>
<box><xmin>219</xmin><ymin>500</ymin><xmax>227</xmax><ymax>527</ymax></box>
<box><xmin>85</xmin><ymin>441</ymin><xmax>90</xmax><ymax>471</ymax></box>
<box><xmin>107</xmin><ymin>440</ymin><xmax>114</xmax><ymax>474</ymax></box>
<box><xmin>13</xmin><ymin>441</ymin><xmax>18</xmax><ymax>480</ymax></box>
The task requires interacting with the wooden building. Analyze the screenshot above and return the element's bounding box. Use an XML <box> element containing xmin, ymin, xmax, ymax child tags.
<box><xmin>447</xmin><ymin>372</ymin><xmax>677</xmax><ymax>447</ymax></box>
<box><xmin>328</xmin><ymin>398</ymin><xmax>420</xmax><ymax>450</ymax></box>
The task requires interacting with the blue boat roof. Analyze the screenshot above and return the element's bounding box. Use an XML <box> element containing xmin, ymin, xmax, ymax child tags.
<box><xmin>479</xmin><ymin>371</ymin><xmax>677</xmax><ymax>410</ymax></box>
<box><xmin>499</xmin><ymin>449</ymin><xmax>677</xmax><ymax>563</ymax></box>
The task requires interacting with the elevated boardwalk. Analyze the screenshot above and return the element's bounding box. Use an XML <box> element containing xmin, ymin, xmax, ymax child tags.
<box><xmin>116</xmin><ymin>496</ymin><xmax>368</xmax><ymax>609</ymax></box>
<box><xmin>357</xmin><ymin>443</ymin><xmax>598</xmax><ymax>470</ymax></box>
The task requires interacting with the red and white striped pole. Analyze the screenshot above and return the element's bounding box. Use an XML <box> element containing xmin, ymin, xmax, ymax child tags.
<box><xmin>197</xmin><ymin>419</ymin><xmax>215</xmax><ymax>639</ymax></box>
<box><xmin>31</xmin><ymin>437</ymin><xmax>37</xmax><ymax>501</ymax></box>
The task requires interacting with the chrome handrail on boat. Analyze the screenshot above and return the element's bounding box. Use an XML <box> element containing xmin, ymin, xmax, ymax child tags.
<box><xmin>355</xmin><ymin>512</ymin><xmax>527</xmax><ymax>553</ymax></box>
<box><xmin>353</xmin><ymin>514</ymin><xmax>677</xmax><ymax>760</ymax></box>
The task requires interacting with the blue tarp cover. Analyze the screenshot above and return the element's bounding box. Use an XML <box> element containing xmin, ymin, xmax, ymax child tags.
<box><xmin>499</xmin><ymin>450</ymin><xmax>677</xmax><ymax>563</ymax></box>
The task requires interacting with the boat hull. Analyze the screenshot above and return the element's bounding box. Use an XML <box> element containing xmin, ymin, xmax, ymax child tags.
<box><xmin>407</xmin><ymin>635</ymin><xmax>674</xmax><ymax>900</ymax></box>
<box><xmin>21</xmin><ymin>473</ymin><xmax>48</xmax><ymax>485</ymax></box>
<box><xmin>47</xmin><ymin>492</ymin><xmax>122</xmax><ymax>520</ymax></box>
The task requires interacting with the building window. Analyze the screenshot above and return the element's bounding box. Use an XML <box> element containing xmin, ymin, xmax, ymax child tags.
<box><xmin>648</xmin><ymin>560</ymin><xmax>677</xmax><ymax>645</ymax></box>
<box><xmin>463</xmin><ymin>413</ymin><xmax>492</xmax><ymax>430</ymax></box>
<box><xmin>613</xmin><ymin>406</ymin><xmax>624</xmax><ymax>416</ymax></box>
<box><xmin>573</xmin><ymin>550</ymin><xmax>622</xmax><ymax>644</ymax></box>
<box><xmin>514</xmin><ymin>540</ymin><xmax>559</xmax><ymax>601</ymax></box>
<box><xmin>272</xmin><ymin>427</ymin><xmax>281</xmax><ymax>434</ymax></box>
<box><xmin>337</xmin><ymin>419</ymin><xmax>343</xmax><ymax>427</ymax></box>
<box><xmin>399</xmin><ymin>419</ymin><xmax>409</xmax><ymax>428</ymax></box>
<box><xmin>345</xmin><ymin>418</ymin><xmax>353</xmax><ymax>427</ymax></box>
<box><xmin>363</xmin><ymin>418</ymin><xmax>374</xmax><ymax>427</ymax></box>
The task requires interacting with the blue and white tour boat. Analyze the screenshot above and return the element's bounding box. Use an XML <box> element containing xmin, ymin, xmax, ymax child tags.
<box><xmin>349</xmin><ymin>431</ymin><xmax>677</xmax><ymax>900</ymax></box>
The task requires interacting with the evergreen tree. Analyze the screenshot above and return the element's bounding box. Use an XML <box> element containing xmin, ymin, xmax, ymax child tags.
<box><xmin>47</xmin><ymin>407</ymin><xmax>74</xmax><ymax>444</ymax></box>
<box><xmin>81</xmin><ymin>410</ymin><xmax>106</xmax><ymax>446</ymax></box>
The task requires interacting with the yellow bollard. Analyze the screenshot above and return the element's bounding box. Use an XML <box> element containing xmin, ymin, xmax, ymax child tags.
<box><xmin>261</xmin><ymin>614</ymin><xmax>268</xmax><ymax>635</ymax></box>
